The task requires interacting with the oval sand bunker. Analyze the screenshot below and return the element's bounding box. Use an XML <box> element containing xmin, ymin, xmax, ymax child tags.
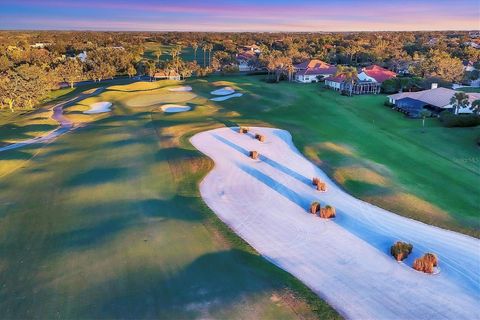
<box><xmin>84</xmin><ymin>102</ymin><xmax>112</xmax><ymax>114</ymax></box>
<box><xmin>210</xmin><ymin>87</ymin><xmax>235</xmax><ymax>96</ymax></box>
<box><xmin>210</xmin><ymin>93</ymin><xmax>243</xmax><ymax>102</ymax></box>
<box><xmin>168</xmin><ymin>86</ymin><xmax>192</xmax><ymax>92</ymax></box>
<box><xmin>160</xmin><ymin>104</ymin><xmax>191</xmax><ymax>113</ymax></box>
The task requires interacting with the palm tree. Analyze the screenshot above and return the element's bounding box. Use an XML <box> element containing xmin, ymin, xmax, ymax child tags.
<box><xmin>450</xmin><ymin>92</ymin><xmax>469</xmax><ymax>115</ymax></box>
<box><xmin>471</xmin><ymin>99</ymin><xmax>480</xmax><ymax>114</ymax></box>
<box><xmin>153</xmin><ymin>49</ymin><xmax>162</xmax><ymax>63</ymax></box>
<box><xmin>192</xmin><ymin>41</ymin><xmax>198</xmax><ymax>62</ymax></box>
<box><xmin>207</xmin><ymin>44</ymin><xmax>214</xmax><ymax>67</ymax></box>
<box><xmin>202</xmin><ymin>43</ymin><xmax>208</xmax><ymax>68</ymax></box>
<box><xmin>335</xmin><ymin>66</ymin><xmax>358</xmax><ymax>96</ymax></box>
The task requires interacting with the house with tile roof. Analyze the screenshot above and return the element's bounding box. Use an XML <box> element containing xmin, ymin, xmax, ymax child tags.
<box><xmin>357</xmin><ymin>65</ymin><xmax>397</xmax><ymax>83</ymax></box>
<box><xmin>294</xmin><ymin>59</ymin><xmax>337</xmax><ymax>83</ymax></box>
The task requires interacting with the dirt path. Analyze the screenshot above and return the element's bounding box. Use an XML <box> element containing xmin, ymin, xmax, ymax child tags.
<box><xmin>191</xmin><ymin>127</ymin><xmax>480</xmax><ymax>320</ymax></box>
<box><xmin>0</xmin><ymin>87</ymin><xmax>104</xmax><ymax>153</ymax></box>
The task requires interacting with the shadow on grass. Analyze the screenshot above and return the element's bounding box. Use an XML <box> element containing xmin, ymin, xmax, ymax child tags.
<box><xmin>77</xmin><ymin>249</ymin><xmax>287</xmax><ymax>319</ymax></box>
<box><xmin>65</xmin><ymin>167</ymin><xmax>126</xmax><ymax>187</ymax></box>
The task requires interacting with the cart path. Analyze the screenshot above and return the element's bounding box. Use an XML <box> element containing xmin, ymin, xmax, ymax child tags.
<box><xmin>0</xmin><ymin>87</ymin><xmax>104</xmax><ymax>153</ymax></box>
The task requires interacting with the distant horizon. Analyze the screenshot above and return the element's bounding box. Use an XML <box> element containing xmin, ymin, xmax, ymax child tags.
<box><xmin>1</xmin><ymin>0</ymin><xmax>479</xmax><ymax>32</ymax></box>
<box><xmin>1</xmin><ymin>29</ymin><xmax>479</xmax><ymax>33</ymax></box>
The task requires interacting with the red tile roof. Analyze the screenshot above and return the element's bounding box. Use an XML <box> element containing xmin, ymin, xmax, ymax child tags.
<box><xmin>362</xmin><ymin>65</ymin><xmax>396</xmax><ymax>83</ymax></box>
<box><xmin>295</xmin><ymin>59</ymin><xmax>337</xmax><ymax>76</ymax></box>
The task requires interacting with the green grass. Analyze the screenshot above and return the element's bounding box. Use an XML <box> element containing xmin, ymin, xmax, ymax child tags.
<box><xmin>0</xmin><ymin>80</ymin><xmax>339</xmax><ymax>319</ymax></box>
<box><xmin>143</xmin><ymin>42</ymin><xmax>210</xmax><ymax>67</ymax></box>
<box><xmin>1</xmin><ymin>75</ymin><xmax>479</xmax><ymax>318</ymax></box>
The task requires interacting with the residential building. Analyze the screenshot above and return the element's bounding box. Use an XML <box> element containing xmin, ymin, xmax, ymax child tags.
<box><xmin>294</xmin><ymin>59</ymin><xmax>337</xmax><ymax>83</ymax></box>
<box><xmin>388</xmin><ymin>85</ymin><xmax>480</xmax><ymax>116</ymax></box>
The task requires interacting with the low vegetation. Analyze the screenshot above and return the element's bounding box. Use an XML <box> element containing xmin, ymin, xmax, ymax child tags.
<box><xmin>310</xmin><ymin>201</ymin><xmax>320</xmax><ymax>214</ymax></box>
<box><xmin>390</xmin><ymin>241</ymin><xmax>413</xmax><ymax>261</ymax></box>
<box><xmin>319</xmin><ymin>205</ymin><xmax>336</xmax><ymax>219</ymax></box>
<box><xmin>312</xmin><ymin>177</ymin><xmax>327</xmax><ymax>191</ymax></box>
<box><xmin>439</xmin><ymin>111</ymin><xmax>480</xmax><ymax>127</ymax></box>
<box><xmin>413</xmin><ymin>253</ymin><xmax>438</xmax><ymax>274</ymax></box>
<box><xmin>255</xmin><ymin>133</ymin><xmax>265</xmax><ymax>142</ymax></box>
<box><xmin>239</xmin><ymin>126</ymin><xmax>249</xmax><ymax>134</ymax></box>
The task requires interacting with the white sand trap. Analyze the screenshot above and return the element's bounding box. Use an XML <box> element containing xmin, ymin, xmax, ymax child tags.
<box><xmin>191</xmin><ymin>127</ymin><xmax>480</xmax><ymax>320</ymax></box>
<box><xmin>210</xmin><ymin>93</ymin><xmax>243</xmax><ymax>102</ymax></box>
<box><xmin>160</xmin><ymin>104</ymin><xmax>191</xmax><ymax>113</ymax></box>
<box><xmin>210</xmin><ymin>87</ymin><xmax>235</xmax><ymax>96</ymax></box>
<box><xmin>84</xmin><ymin>101</ymin><xmax>112</xmax><ymax>114</ymax></box>
<box><xmin>168</xmin><ymin>86</ymin><xmax>192</xmax><ymax>92</ymax></box>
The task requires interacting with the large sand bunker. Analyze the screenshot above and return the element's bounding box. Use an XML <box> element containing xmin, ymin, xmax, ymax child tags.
<box><xmin>168</xmin><ymin>86</ymin><xmax>192</xmax><ymax>92</ymax></box>
<box><xmin>83</xmin><ymin>102</ymin><xmax>112</xmax><ymax>114</ymax></box>
<box><xmin>160</xmin><ymin>104</ymin><xmax>191</xmax><ymax>113</ymax></box>
<box><xmin>210</xmin><ymin>87</ymin><xmax>235</xmax><ymax>96</ymax></box>
<box><xmin>210</xmin><ymin>93</ymin><xmax>243</xmax><ymax>102</ymax></box>
<box><xmin>190</xmin><ymin>127</ymin><xmax>480</xmax><ymax>320</ymax></box>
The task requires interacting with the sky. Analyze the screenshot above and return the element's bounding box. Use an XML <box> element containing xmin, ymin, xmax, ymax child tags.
<box><xmin>0</xmin><ymin>0</ymin><xmax>479</xmax><ymax>32</ymax></box>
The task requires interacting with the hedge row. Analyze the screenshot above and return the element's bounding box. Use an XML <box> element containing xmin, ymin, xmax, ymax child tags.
<box><xmin>439</xmin><ymin>111</ymin><xmax>480</xmax><ymax>127</ymax></box>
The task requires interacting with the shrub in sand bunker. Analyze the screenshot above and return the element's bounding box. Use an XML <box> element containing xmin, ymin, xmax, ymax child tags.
<box><xmin>413</xmin><ymin>253</ymin><xmax>438</xmax><ymax>274</ymax></box>
<box><xmin>390</xmin><ymin>241</ymin><xmax>413</xmax><ymax>261</ymax></box>
<box><xmin>310</xmin><ymin>201</ymin><xmax>320</xmax><ymax>214</ymax></box>
<box><xmin>319</xmin><ymin>205</ymin><xmax>336</xmax><ymax>219</ymax></box>
<box><xmin>239</xmin><ymin>127</ymin><xmax>249</xmax><ymax>134</ymax></box>
<box><xmin>255</xmin><ymin>134</ymin><xmax>265</xmax><ymax>142</ymax></box>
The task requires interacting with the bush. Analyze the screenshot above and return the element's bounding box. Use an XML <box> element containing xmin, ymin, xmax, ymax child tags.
<box><xmin>413</xmin><ymin>253</ymin><xmax>438</xmax><ymax>274</ymax></box>
<box><xmin>310</xmin><ymin>201</ymin><xmax>320</xmax><ymax>214</ymax></box>
<box><xmin>439</xmin><ymin>111</ymin><xmax>480</xmax><ymax>127</ymax></box>
<box><xmin>320</xmin><ymin>205</ymin><xmax>335</xmax><ymax>219</ymax></box>
<box><xmin>239</xmin><ymin>126</ymin><xmax>249</xmax><ymax>134</ymax></box>
<box><xmin>317</xmin><ymin>182</ymin><xmax>327</xmax><ymax>192</ymax></box>
<box><xmin>390</xmin><ymin>241</ymin><xmax>413</xmax><ymax>261</ymax></box>
<box><xmin>249</xmin><ymin>150</ymin><xmax>259</xmax><ymax>159</ymax></box>
<box><xmin>423</xmin><ymin>253</ymin><xmax>438</xmax><ymax>267</ymax></box>
<box><xmin>255</xmin><ymin>134</ymin><xmax>265</xmax><ymax>142</ymax></box>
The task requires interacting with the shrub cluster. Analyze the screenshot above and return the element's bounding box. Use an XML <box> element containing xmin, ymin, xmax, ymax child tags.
<box><xmin>249</xmin><ymin>150</ymin><xmax>259</xmax><ymax>159</ymax></box>
<box><xmin>255</xmin><ymin>133</ymin><xmax>265</xmax><ymax>142</ymax></box>
<box><xmin>413</xmin><ymin>253</ymin><xmax>438</xmax><ymax>274</ymax></box>
<box><xmin>390</xmin><ymin>241</ymin><xmax>413</xmax><ymax>261</ymax></box>
<box><xmin>439</xmin><ymin>111</ymin><xmax>480</xmax><ymax>127</ymax></box>
<box><xmin>320</xmin><ymin>205</ymin><xmax>336</xmax><ymax>219</ymax></box>
<box><xmin>312</xmin><ymin>177</ymin><xmax>327</xmax><ymax>191</ymax></box>
<box><xmin>239</xmin><ymin>126</ymin><xmax>249</xmax><ymax>134</ymax></box>
<box><xmin>310</xmin><ymin>201</ymin><xmax>320</xmax><ymax>214</ymax></box>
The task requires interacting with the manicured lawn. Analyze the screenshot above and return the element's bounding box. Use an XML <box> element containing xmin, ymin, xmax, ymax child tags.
<box><xmin>1</xmin><ymin>75</ymin><xmax>478</xmax><ymax>318</ymax></box>
<box><xmin>0</xmin><ymin>80</ymin><xmax>338</xmax><ymax>319</ymax></box>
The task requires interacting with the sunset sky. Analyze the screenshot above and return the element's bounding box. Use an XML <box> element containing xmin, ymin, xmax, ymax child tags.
<box><xmin>0</xmin><ymin>0</ymin><xmax>479</xmax><ymax>32</ymax></box>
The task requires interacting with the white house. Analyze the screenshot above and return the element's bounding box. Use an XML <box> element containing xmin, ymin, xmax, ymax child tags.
<box><xmin>357</xmin><ymin>65</ymin><xmax>397</xmax><ymax>83</ymax></box>
<box><xmin>294</xmin><ymin>60</ymin><xmax>337</xmax><ymax>83</ymax></box>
